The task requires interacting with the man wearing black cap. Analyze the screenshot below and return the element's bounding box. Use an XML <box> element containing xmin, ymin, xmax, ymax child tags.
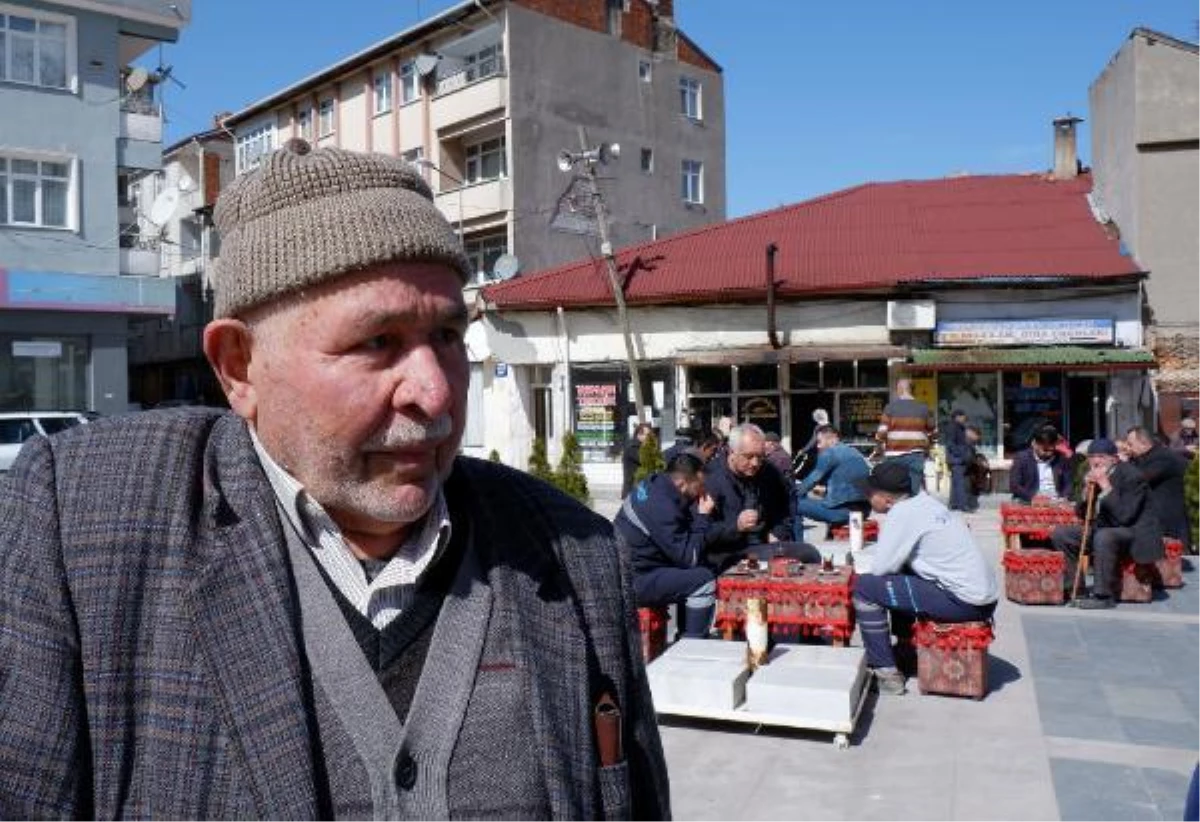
<box><xmin>851</xmin><ymin>461</ymin><xmax>998</xmax><ymax>695</ymax></box>
<box><xmin>1050</xmin><ymin>438</ymin><xmax>1165</xmax><ymax>609</ymax></box>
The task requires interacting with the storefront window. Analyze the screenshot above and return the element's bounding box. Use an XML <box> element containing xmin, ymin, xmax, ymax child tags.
<box><xmin>823</xmin><ymin>361</ymin><xmax>854</xmax><ymax>390</ymax></box>
<box><xmin>857</xmin><ymin>359</ymin><xmax>889</xmax><ymax>388</ymax></box>
<box><xmin>936</xmin><ymin>372</ymin><xmax>999</xmax><ymax>456</ymax></box>
<box><xmin>0</xmin><ymin>335</ymin><xmax>88</xmax><ymax>411</ymax></box>
<box><xmin>572</xmin><ymin>364</ymin><xmax>674</xmax><ymax>461</ymax></box>
<box><xmin>736</xmin><ymin>364</ymin><xmax>777</xmax><ymax>392</ymax></box>
<box><xmin>688</xmin><ymin>365</ymin><xmax>731</xmax><ymax>395</ymax></box>
<box><xmin>789</xmin><ymin>362</ymin><xmax>820</xmax><ymax>390</ymax></box>
<box><xmin>1003</xmin><ymin>371</ymin><xmax>1064</xmax><ymax>452</ymax></box>
<box><xmin>738</xmin><ymin>394</ymin><xmax>781</xmax><ymax>435</ymax></box>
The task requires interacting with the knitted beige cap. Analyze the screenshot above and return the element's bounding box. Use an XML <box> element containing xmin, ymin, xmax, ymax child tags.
<box><xmin>212</xmin><ymin>139</ymin><xmax>471</xmax><ymax>318</ymax></box>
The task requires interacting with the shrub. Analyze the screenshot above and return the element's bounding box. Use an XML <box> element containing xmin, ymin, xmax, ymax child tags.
<box><xmin>1186</xmin><ymin>455</ymin><xmax>1198</xmax><ymax>548</ymax></box>
<box><xmin>488</xmin><ymin>449</ymin><xmax>502</xmax><ymax>464</ymax></box>
<box><xmin>527</xmin><ymin>437</ymin><xmax>554</xmax><ymax>483</ymax></box>
<box><xmin>554</xmin><ymin>431</ymin><xmax>591</xmax><ymax>504</ymax></box>
<box><xmin>634</xmin><ymin>429</ymin><xmax>665</xmax><ymax>483</ymax></box>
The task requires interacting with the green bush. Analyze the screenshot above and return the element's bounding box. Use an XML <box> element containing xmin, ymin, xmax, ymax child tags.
<box><xmin>488</xmin><ymin>449</ymin><xmax>502</xmax><ymax>464</ymax></box>
<box><xmin>1185</xmin><ymin>455</ymin><xmax>1198</xmax><ymax>548</ymax></box>
<box><xmin>527</xmin><ymin>437</ymin><xmax>554</xmax><ymax>483</ymax></box>
<box><xmin>634</xmin><ymin>429</ymin><xmax>665</xmax><ymax>483</ymax></box>
<box><xmin>554</xmin><ymin>431</ymin><xmax>591</xmax><ymax>504</ymax></box>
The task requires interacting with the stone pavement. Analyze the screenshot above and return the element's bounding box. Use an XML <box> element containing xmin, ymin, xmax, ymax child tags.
<box><xmin>590</xmin><ymin>487</ymin><xmax>1199</xmax><ymax>821</ymax></box>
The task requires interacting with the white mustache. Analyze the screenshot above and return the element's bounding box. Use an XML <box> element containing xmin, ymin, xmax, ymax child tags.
<box><xmin>363</xmin><ymin>415</ymin><xmax>452</xmax><ymax>450</ymax></box>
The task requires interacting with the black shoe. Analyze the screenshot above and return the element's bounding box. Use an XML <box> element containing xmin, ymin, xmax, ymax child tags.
<box><xmin>1075</xmin><ymin>595</ymin><xmax>1115</xmax><ymax>610</ymax></box>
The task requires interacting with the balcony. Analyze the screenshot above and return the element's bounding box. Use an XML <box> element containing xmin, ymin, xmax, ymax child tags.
<box><xmin>119</xmin><ymin>247</ymin><xmax>161</xmax><ymax>277</ymax></box>
<box><xmin>118</xmin><ymin>93</ymin><xmax>164</xmax><ymax>170</ymax></box>
<box><xmin>431</xmin><ymin>45</ymin><xmax>507</xmax><ymax>133</ymax></box>
<box><xmin>432</xmin><ymin>177</ymin><xmax>512</xmax><ymax>227</ymax></box>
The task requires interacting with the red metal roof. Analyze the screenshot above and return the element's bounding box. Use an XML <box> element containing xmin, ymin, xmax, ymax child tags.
<box><xmin>482</xmin><ymin>172</ymin><xmax>1143</xmax><ymax>310</ymax></box>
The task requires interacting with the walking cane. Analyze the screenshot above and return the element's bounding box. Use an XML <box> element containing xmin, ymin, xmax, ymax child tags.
<box><xmin>1069</xmin><ymin>482</ymin><xmax>1098</xmax><ymax>604</ymax></box>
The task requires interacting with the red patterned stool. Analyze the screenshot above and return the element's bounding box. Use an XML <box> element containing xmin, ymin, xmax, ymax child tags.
<box><xmin>1151</xmin><ymin>538</ymin><xmax>1185</xmax><ymax>590</ymax></box>
<box><xmin>637</xmin><ymin>606</ymin><xmax>669</xmax><ymax>663</ymax></box>
<box><xmin>911</xmin><ymin>620</ymin><xmax>994</xmax><ymax>700</ymax></box>
<box><xmin>829</xmin><ymin>519</ymin><xmax>880</xmax><ymax>543</ymax></box>
<box><xmin>1002</xmin><ymin>548</ymin><xmax>1066</xmax><ymax>605</ymax></box>
<box><xmin>1116</xmin><ymin>560</ymin><xmax>1154</xmax><ymax>603</ymax></box>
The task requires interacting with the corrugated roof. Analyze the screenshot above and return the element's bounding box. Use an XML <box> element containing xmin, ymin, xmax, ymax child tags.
<box><xmin>908</xmin><ymin>346</ymin><xmax>1156</xmax><ymax>370</ymax></box>
<box><xmin>483</xmin><ymin>172</ymin><xmax>1144</xmax><ymax>310</ymax></box>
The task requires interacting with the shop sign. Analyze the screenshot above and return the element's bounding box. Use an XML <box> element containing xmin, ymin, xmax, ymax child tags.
<box><xmin>575</xmin><ymin>383</ymin><xmax>618</xmax><ymax>457</ymax></box>
<box><xmin>13</xmin><ymin>341</ymin><xmax>62</xmax><ymax>358</ymax></box>
<box><xmin>933</xmin><ymin>318</ymin><xmax>1114</xmax><ymax>347</ymax></box>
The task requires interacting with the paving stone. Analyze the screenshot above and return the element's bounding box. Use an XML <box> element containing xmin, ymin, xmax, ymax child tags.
<box><xmin>1140</xmin><ymin>766</ymin><xmax>1193</xmax><ymax>821</ymax></box>
<box><xmin>1118</xmin><ymin>716</ymin><xmax>1200</xmax><ymax>750</ymax></box>
<box><xmin>1050</xmin><ymin>758</ymin><xmax>1158</xmax><ymax>821</ymax></box>
<box><xmin>1103</xmin><ymin>684</ymin><xmax>1187</xmax><ymax>722</ymax></box>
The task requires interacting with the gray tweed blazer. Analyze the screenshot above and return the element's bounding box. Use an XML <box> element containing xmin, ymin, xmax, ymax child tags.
<box><xmin>0</xmin><ymin>409</ymin><xmax>670</xmax><ymax>820</ymax></box>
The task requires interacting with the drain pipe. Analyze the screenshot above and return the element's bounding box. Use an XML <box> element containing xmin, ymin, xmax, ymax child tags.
<box><xmin>766</xmin><ymin>242</ymin><xmax>782</xmax><ymax>350</ymax></box>
<box><xmin>557</xmin><ymin>305</ymin><xmax>573</xmax><ymax>433</ymax></box>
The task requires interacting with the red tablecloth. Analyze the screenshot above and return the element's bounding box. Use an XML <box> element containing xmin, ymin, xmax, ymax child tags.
<box><xmin>714</xmin><ymin>560</ymin><xmax>856</xmax><ymax>643</ymax></box>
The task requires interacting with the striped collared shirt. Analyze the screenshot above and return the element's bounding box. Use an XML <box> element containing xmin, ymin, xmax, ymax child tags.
<box><xmin>250</xmin><ymin>430</ymin><xmax>452</xmax><ymax>630</ymax></box>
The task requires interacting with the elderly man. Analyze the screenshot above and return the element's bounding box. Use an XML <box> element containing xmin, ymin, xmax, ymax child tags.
<box><xmin>703</xmin><ymin>423</ymin><xmax>819</xmax><ymax>570</ymax></box>
<box><xmin>1050</xmin><ymin>438</ymin><xmax>1164</xmax><ymax>610</ymax></box>
<box><xmin>792</xmin><ymin>425</ymin><xmax>870</xmax><ymax>532</ymax></box>
<box><xmin>615</xmin><ymin>452</ymin><xmax>717</xmax><ymax>638</ymax></box>
<box><xmin>0</xmin><ymin>142</ymin><xmax>668</xmax><ymax>819</ymax></box>
<box><xmin>1126</xmin><ymin>426</ymin><xmax>1191</xmax><ymax>553</ymax></box>
<box><xmin>1009</xmin><ymin>425</ymin><xmax>1073</xmax><ymax>503</ymax></box>
<box><xmin>875</xmin><ymin>378</ymin><xmax>937</xmax><ymax>495</ymax></box>
<box><xmin>851</xmin><ymin>461</ymin><xmax>998</xmax><ymax>695</ymax></box>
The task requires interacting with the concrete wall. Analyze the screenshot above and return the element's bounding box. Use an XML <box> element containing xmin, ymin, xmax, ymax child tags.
<box><xmin>506</xmin><ymin>2</ymin><xmax>725</xmax><ymax>273</ymax></box>
<box><xmin>0</xmin><ymin>4</ymin><xmax>121</xmax><ymax>276</ymax></box>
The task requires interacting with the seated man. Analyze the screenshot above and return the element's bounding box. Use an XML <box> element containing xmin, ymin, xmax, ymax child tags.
<box><xmin>703</xmin><ymin>423</ymin><xmax>820</xmax><ymax>570</ymax></box>
<box><xmin>851</xmin><ymin>462</ymin><xmax>999</xmax><ymax>695</ymax></box>
<box><xmin>763</xmin><ymin>432</ymin><xmax>793</xmax><ymax>479</ymax></box>
<box><xmin>792</xmin><ymin>425</ymin><xmax>870</xmax><ymax>532</ymax></box>
<box><xmin>614</xmin><ymin>452</ymin><xmax>717</xmax><ymax>638</ymax></box>
<box><xmin>1051</xmin><ymin>438</ymin><xmax>1165</xmax><ymax>608</ymax></box>
<box><xmin>1009</xmin><ymin>425</ymin><xmax>1073</xmax><ymax>503</ymax></box>
<box><xmin>1127</xmin><ymin>426</ymin><xmax>1192</xmax><ymax>554</ymax></box>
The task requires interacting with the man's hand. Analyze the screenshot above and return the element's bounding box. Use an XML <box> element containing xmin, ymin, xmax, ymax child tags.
<box><xmin>1086</xmin><ymin>468</ymin><xmax>1112</xmax><ymax>492</ymax></box>
<box><xmin>736</xmin><ymin>509</ymin><xmax>760</xmax><ymax>532</ymax></box>
<box><xmin>697</xmin><ymin>493</ymin><xmax>715</xmax><ymax>516</ymax></box>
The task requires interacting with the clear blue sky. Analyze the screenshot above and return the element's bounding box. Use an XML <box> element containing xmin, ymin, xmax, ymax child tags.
<box><xmin>151</xmin><ymin>1</ymin><xmax>1197</xmax><ymax>218</ymax></box>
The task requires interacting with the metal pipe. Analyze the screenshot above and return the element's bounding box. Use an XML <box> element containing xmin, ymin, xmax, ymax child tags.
<box><xmin>766</xmin><ymin>242</ymin><xmax>781</xmax><ymax>350</ymax></box>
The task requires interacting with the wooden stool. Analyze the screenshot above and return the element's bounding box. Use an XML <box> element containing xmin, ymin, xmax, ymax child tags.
<box><xmin>637</xmin><ymin>606</ymin><xmax>669</xmax><ymax>664</ymax></box>
<box><xmin>911</xmin><ymin>620</ymin><xmax>994</xmax><ymax>700</ymax></box>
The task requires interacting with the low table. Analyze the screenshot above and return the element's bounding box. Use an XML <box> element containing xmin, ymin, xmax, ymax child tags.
<box><xmin>1000</xmin><ymin>502</ymin><xmax>1080</xmax><ymax>550</ymax></box>
<box><xmin>714</xmin><ymin>557</ymin><xmax>856</xmax><ymax>646</ymax></box>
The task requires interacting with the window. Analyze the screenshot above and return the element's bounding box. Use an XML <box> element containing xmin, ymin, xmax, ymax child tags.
<box><xmin>318</xmin><ymin>98</ymin><xmax>335</xmax><ymax>137</ymax></box>
<box><xmin>400</xmin><ymin>60</ymin><xmax>418</xmax><ymax>103</ymax></box>
<box><xmin>0</xmin><ymin>153</ymin><xmax>71</xmax><ymax>228</ymax></box>
<box><xmin>464</xmin><ymin>136</ymin><xmax>506</xmax><ymax>184</ymax></box>
<box><xmin>464</xmin><ymin>233</ymin><xmax>508</xmax><ymax>280</ymax></box>
<box><xmin>235</xmin><ymin>123</ymin><xmax>274</xmax><ymax>173</ymax></box>
<box><xmin>373</xmin><ymin>70</ymin><xmax>392</xmax><ymax>115</ymax></box>
<box><xmin>681</xmin><ymin>159</ymin><xmax>703</xmax><ymax>204</ymax></box>
<box><xmin>640</xmin><ymin>148</ymin><xmax>653</xmax><ymax>174</ymax></box>
<box><xmin>179</xmin><ymin>217</ymin><xmax>201</xmax><ymax>261</ymax></box>
<box><xmin>679</xmin><ymin>76</ymin><xmax>702</xmax><ymax>120</ymax></box>
<box><xmin>464</xmin><ymin>44</ymin><xmax>501</xmax><ymax>83</ymax></box>
<box><xmin>638</xmin><ymin>58</ymin><xmax>652</xmax><ymax>82</ymax></box>
<box><xmin>296</xmin><ymin>107</ymin><xmax>312</xmax><ymax>141</ymax></box>
<box><xmin>606</xmin><ymin>0</ymin><xmax>624</xmax><ymax>35</ymax></box>
<box><xmin>0</xmin><ymin>7</ymin><xmax>73</xmax><ymax>90</ymax></box>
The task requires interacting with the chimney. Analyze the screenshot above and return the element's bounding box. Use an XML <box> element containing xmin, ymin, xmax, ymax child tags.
<box><xmin>1052</xmin><ymin>115</ymin><xmax>1083</xmax><ymax>180</ymax></box>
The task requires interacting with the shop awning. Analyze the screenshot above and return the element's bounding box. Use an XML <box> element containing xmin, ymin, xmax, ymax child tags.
<box><xmin>677</xmin><ymin>344</ymin><xmax>907</xmax><ymax>366</ymax></box>
<box><xmin>908</xmin><ymin>346</ymin><xmax>1156</xmax><ymax>372</ymax></box>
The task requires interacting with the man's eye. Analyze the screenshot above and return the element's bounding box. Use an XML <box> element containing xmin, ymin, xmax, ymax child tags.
<box><xmin>363</xmin><ymin>335</ymin><xmax>392</xmax><ymax>351</ymax></box>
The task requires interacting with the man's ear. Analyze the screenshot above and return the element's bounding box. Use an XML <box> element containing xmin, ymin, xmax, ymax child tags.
<box><xmin>203</xmin><ymin>318</ymin><xmax>258</xmax><ymax>422</ymax></box>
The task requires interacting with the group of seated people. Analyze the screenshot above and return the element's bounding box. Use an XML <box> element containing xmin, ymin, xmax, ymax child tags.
<box><xmin>614</xmin><ymin>422</ymin><xmax>1000</xmax><ymax>696</ymax></box>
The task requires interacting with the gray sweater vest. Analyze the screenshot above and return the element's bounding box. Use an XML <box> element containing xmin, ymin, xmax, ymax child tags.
<box><xmin>282</xmin><ymin>511</ymin><xmax>550</xmax><ymax>820</ymax></box>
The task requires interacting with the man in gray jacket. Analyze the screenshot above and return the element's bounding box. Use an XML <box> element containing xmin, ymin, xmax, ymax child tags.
<box><xmin>851</xmin><ymin>461</ymin><xmax>999</xmax><ymax>695</ymax></box>
<box><xmin>0</xmin><ymin>141</ymin><xmax>668</xmax><ymax>820</ymax></box>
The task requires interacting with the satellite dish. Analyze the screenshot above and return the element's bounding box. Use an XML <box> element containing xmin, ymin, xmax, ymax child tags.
<box><xmin>556</xmin><ymin>150</ymin><xmax>575</xmax><ymax>173</ymax></box>
<box><xmin>599</xmin><ymin>142</ymin><xmax>620</xmax><ymax>164</ymax></box>
<box><xmin>125</xmin><ymin>66</ymin><xmax>150</xmax><ymax>93</ymax></box>
<box><xmin>177</xmin><ymin>172</ymin><xmax>194</xmax><ymax>192</ymax></box>
<box><xmin>414</xmin><ymin>54</ymin><xmax>440</xmax><ymax>77</ymax></box>
<box><xmin>492</xmin><ymin>254</ymin><xmax>520</xmax><ymax>281</ymax></box>
<box><xmin>148</xmin><ymin>187</ymin><xmax>180</xmax><ymax>226</ymax></box>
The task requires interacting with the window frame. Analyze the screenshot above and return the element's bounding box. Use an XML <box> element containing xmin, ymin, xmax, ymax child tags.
<box><xmin>372</xmin><ymin>69</ymin><xmax>392</xmax><ymax>115</ymax></box>
<box><xmin>638</xmin><ymin>58</ymin><xmax>652</xmax><ymax>83</ymax></box>
<box><xmin>681</xmin><ymin>158</ymin><xmax>703</xmax><ymax>205</ymax></box>
<box><xmin>295</xmin><ymin>106</ymin><xmax>312</xmax><ymax>141</ymax></box>
<box><xmin>639</xmin><ymin>147</ymin><xmax>654</xmax><ymax>175</ymax></box>
<box><xmin>0</xmin><ymin>150</ymin><xmax>76</xmax><ymax>230</ymax></box>
<box><xmin>679</xmin><ymin>75</ymin><xmax>702</xmax><ymax>120</ymax></box>
<box><xmin>0</xmin><ymin>4</ymin><xmax>76</xmax><ymax>91</ymax></box>
<box><xmin>463</xmin><ymin>232</ymin><xmax>508</xmax><ymax>280</ymax></box>
<box><xmin>317</xmin><ymin>98</ymin><xmax>335</xmax><ymax>138</ymax></box>
<box><xmin>464</xmin><ymin>135</ymin><xmax>507</xmax><ymax>185</ymax></box>
<box><xmin>399</xmin><ymin>60</ymin><xmax>419</xmax><ymax>104</ymax></box>
<box><xmin>235</xmin><ymin>122</ymin><xmax>275</xmax><ymax>174</ymax></box>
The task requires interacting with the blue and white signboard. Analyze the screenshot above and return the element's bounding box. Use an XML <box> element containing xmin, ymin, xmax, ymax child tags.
<box><xmin>933</xmin><ymin>318</ymin><xmax>1114</xmax><ymax>347</ymax></box>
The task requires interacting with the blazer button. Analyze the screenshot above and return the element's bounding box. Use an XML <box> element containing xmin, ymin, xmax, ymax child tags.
<box><xmin>394</xmin><ymin>752</ymin><xmax>417</xmax><ymax>791</ymax></box>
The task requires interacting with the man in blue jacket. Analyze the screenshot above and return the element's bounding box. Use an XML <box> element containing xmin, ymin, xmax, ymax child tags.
<box><xmin>1009</xmin><ymin>425</ymin><xmax>1073</xmax><ymax>503</ymax></box>
<box><xmin>614</xmin><ymin>452</ymin><xmax>717</xmax><ymax>637</ymax></box>
<box><xmin>793</xmin><ymin>425</ymin><xmax>870</xmax><ymax>532</ymax></box>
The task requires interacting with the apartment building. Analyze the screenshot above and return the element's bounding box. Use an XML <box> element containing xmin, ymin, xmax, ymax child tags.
<box><xmin>222</xmin><ymin>0</ymin><xmax>725</xmax><ymax>283</ymax></box>
<box><xmin>1089</xmin><ymin>28</ymin><xmax>1199</xmax><ymax>433</ymax></box>
<box><xmin>125</xmin><ymin>125</ymin><xmax>233</xmax><ymax>406</ymax></box>
<box><xmin>0</xmin><ymin>0</ymin><xmax>190</xmax><ymax>415</ymax></box>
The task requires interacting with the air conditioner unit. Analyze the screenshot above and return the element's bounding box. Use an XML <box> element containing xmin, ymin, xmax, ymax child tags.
<box><xmin>887</xmin><ymin>300</ymin><xmax>936</xmax><ymax>331</ymax></box>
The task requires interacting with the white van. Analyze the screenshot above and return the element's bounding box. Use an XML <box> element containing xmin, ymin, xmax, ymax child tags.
<box><xmin>0</xmin><ymin>411</ymin><xmax>92</xmax><ymax>473</ymax></box>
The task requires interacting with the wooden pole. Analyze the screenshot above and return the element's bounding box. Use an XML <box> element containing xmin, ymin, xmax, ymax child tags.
<box><xmin>1070</xmin><ymin>483</ymin><xmax>1098</xmax><ymax>603</ymax></box>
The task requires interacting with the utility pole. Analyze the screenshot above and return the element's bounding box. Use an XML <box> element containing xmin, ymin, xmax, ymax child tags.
<box><xmin>563</xmin><ymin>125</ymin><xmax>648</xmax><ymax>423</ymax></box>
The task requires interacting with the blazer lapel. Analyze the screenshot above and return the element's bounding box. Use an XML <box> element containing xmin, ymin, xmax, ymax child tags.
<box><xmin>185</xmin><ymin>416</ymin><xmax>320</xmax><ymax>820</ymax></box>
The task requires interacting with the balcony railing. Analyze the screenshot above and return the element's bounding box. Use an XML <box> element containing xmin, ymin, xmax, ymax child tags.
<box><xmin>434</xmin><ymin>54</ymin><xmax>506</xmax><ymax>97</ymax></box>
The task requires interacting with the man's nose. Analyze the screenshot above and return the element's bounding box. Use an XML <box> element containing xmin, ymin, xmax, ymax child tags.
<box><xmin>393</xmin><ymin>346</ymin><xmax>454</xmax><ymax>418</ymax></box>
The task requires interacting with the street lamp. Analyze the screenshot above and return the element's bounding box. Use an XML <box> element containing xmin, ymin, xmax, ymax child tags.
<box><xmin>557</xmin><ymin>127</ymin><xmax>648</xmax><ymax>423</ymax></box>
<box><xmin>414</xmin><ymin>158</ymin><xmax>465</xmax><ymax>247</ymax></box>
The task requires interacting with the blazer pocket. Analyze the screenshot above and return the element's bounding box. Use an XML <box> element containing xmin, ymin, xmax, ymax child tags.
<box><xmin>597</xmin><ymin>761</ymin><xmax>631</xmax><ymax>821</ymax></box>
